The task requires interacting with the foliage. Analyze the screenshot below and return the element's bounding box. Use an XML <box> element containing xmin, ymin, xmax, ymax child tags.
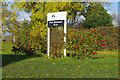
<box><xmin>12</xmin><ymin>21</ymin><xmax>47</xmax><ymax>56</ymax></box>
<box><xmin>50</xmin><ymin>26</ymin><xmax>118</xmax><ymax>58</ymax></box>
<box><xmin>2</xmin><ymin>2</ymin><xmax>20</xmax><ymax>36</ymax></box>
<box><xmin>64</xmin><ymin>28</ymin><xmax>106</xmax><ymax>59</ymax></box>
<box><xmin>11</xmin><ymin>2</ymin><xmax>85</xmax><ymax>37</ymax></box>
<box><xmin>67</xmin><ymin>27</ymin><xmax>119</xmax><ymax>51</ymax></box>
<box><xmin>10</xmin><ymin>2</ymin><xmax>85</xmax><ymax>56</ymax></box>
<box><xmin>84</xmin><ymin>3</ymin><xmax>113</xmax><ymax>28</ymax></box>
<box><xmin>9</xmin><ymin>2</ymin><xmax>118</xmax><ymax>58</ymax></box>
<box><xmin>94</xmin><ymin>27</ymin><xmax>119</xmax><ymax>51</ymax></box>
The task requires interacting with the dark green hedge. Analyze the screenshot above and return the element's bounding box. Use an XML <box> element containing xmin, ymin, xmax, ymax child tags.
<box><xmin>67</xmin><ymin>27</ymin><xmax>119</xmax><ymax>51</ymax></box>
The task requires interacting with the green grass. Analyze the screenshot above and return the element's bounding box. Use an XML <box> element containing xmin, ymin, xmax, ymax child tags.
<box><xmin>2</xmin><ymin>42</ymin><xmax>15</xmax><ymax>54</ymax></box>
<box><xmin>2</xmin><ymin>42</ymin><xmax>119</xmax><ymax>78</ymax></box>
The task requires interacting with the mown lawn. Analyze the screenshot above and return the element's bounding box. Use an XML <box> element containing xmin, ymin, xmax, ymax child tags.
<box><xmin>2</xmin><ymin>42</ymin><xmax>119</xmax><ymax>78</ymax></box>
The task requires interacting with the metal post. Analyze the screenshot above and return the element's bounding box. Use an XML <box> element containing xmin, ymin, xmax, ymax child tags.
<box><xmin>47</xmin><ymin>27</ymin><xmax>50</xmax><ymax>58</ymax></box>
<box><xmin>64</xmin><ymin>20</ymin><xmax>67</xmax><ymax>56</ymax></box>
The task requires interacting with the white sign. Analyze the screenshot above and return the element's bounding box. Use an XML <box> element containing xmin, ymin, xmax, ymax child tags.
<box><xmin>47</xmin><ymin>11</ymin><xmax>67</xmax><ymax>58</ymax></box>
<box><xmin>47</xmin><ymin>11</ymin><xmax>67</xmax><ymax>21</ymax></box>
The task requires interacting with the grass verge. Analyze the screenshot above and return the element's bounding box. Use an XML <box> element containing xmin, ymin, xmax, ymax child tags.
<box><xmin>2</xmin><ymin>42</ymin><xmax>118</xmax><ymax>78</ymax></box>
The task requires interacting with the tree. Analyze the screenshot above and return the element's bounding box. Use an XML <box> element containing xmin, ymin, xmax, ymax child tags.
<box><xmin>20</xmin><ymin>20</ymin><xmax>32</xmax><ymax>35</ymax></box>
<box><xmin>2</xmin><ymin>2</ymin><xmax>21</xmax><ymax>37</ymax></box>
<box><xmin>84</xmin><ymin>2</ymin><xmax>113</xmax><ymax>28</ymax></box>
<box><xmin>11</xmin><ymin>2</ymin><xmax>85</xmax><ymax>38</ymax></box>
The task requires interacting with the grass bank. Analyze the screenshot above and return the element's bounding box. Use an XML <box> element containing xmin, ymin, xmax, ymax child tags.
<box><xmin>2</xmin><ymin>42</ymin><xmax>118</xmax><ymax>78</ymax></box>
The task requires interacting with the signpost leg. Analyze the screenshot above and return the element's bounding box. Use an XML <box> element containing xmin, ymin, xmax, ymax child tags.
<box><xmin>13</xmin><ymin>36</ymin><xmax>15</xmax><ymax>43</ymax></box>
<box><xmin>64</xmin><ymin>21</ymin><xmax>67</xmax><ymax>56</ymax></box>
<box><xmin>47</xmin><ymin>27</ymin><xmax>50</xmax><ymax>58</ymax></box>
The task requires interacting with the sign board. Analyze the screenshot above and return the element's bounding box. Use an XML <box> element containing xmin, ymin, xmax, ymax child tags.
<box><xmin>47</xmin><ymin>11</ymin><xmax>67</xmax><ymax>21</ymax></box>
<box><xmin>48</xmin><ymin>20</ymin><xmax>64</xmax><ymax>27</ymax></box>
<box><xmin>47</xmin><ymin>11</ymin><xmax>67</xmax><ymax>58</ymax></box>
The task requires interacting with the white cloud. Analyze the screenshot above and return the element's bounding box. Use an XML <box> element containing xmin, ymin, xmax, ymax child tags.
<box><xmin>113</xmin><ymin>20</ymin><xmax>119</xmax><ymax>27</ymax></box>
<box><xmin>6</xmin><ymin>3</ymin><xmax>31</xmax><ymax>22</ymax></box>
<box><xmin>107</xmin><ymin>10</ymin><xmax>119</xmax><ymax>27</ymax></box>
<box><xmin>17</xmin><ymin>12</ymin><xmax>31</xmax><ymax>21</ymax></box>
<box><xmin>107</xmin><ymin>10</ymin><xmax>113</xmax><ymax>15</ymax></box>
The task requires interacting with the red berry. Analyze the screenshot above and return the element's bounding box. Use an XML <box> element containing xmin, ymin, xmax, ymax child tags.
<box><xmin>101</xmin><ymin>33</ymin><xmax>105</xmax><ymax>35</ymax></box>
<box><xmin>73</xmin><ymin>46</ymin><xmax>75</xmax><ymax>48</ymax></box>
<box><xmin>102</xmin><ymin>43</ymin><xmax>105</xmax><ymax>46</ymax></box>
<box><xmin>98</xmin><ymin>42</ymin><xmax>99</xmax><ymax>44</ymax></box>
<box><xmin>79</xmin><ymin>40</ymin><xmax>81</xmax><ymax>43</ymax></box>
<box><xmin>103</xmin><ymin>33</ymin><xmax>105</xmax><ymax>35</ymax></box>
<box><xmin>94</xmin><ymin>30</ymin><xmax>96</xmax><ymax>32</ymax></box>
<box><xmin>73</xmin><ymin>35</ymin><xmax>76</xmax><ymax>37</ymax></box>
<box><xmin>99</xmin><ymin>40</ymin><xmax>101</xmax><ymax>42</ymax></box>
<box><xmin>93</xmin><ymin>52</ymin><xmax>96</xmax><ymax>55</ymax></box>
<box><xmin>90</xmin><ymin>32</ymin><xmax>93</xmax><ymax>34</ymax></box>
<box><xmin>86</xmin><ymin>36</ymin><xmax>89</xmax><ymax>38</ymax></box>
<box><xmin>28</xmin><ymin>47</ymin><xmax>30</xmax><ymax>50</ymax></box>
<box><xmin>41</xmin><ymin>45</ymin><xmax>43</xmax><ymax>47</ymax></box>
<box><xmin>36</xmin><ymin>40</ymin><xmax>38</xmax><ymax>41</ymax></box>
<box><xmin>77</xmin><ymin>46</ymin><xmax>79</xmax><ymax>48</ymax></box>
<box><xmin>26</xmin><ymin>33</ymin><xmax>29</xmax><ymax>35</ymax></box>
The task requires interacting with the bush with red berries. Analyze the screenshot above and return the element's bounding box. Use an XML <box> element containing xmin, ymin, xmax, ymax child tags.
<box><xmin>13</xmin><ymin>31</ymin><xmax>47</xmax><ymax>56</ymax></box>
<box><xmin>64</xmin><ymin>28</ymin><xmax>106</xmax><ymax>59</ymax></box>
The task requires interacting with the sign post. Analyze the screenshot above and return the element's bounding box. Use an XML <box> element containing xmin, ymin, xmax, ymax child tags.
<box><xmin>47</xmin><ymin>11</ymin><xmax>67</xmax><ymax>58</ymax></box>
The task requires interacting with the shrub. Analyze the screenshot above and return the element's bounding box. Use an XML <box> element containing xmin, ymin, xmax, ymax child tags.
<box><xmin>94</xmin><ymin>27</ymin><xmax>119</xmax><ymax>51</ymax></box>
<box><xmin>64</xmin><ymin>28</ymin><xmax>106</xmax><ymax>59</ymax></box>
<box><xmin>67</xmin><ymin>27</ymin><xmax>119</xmax><ymax>51</ymax></box>
<box><xmin>12</xmin><ymin>25</ymin><xmax>119</xmax><ymax>58</ymax></box>
<box><xmin>12</xmin><ymin>22</ymin><xmax>47</xmax><ymax>56</ymax></box>
<box><xmin>14</xmin><ymin>31</ymin><xmax>47</xmax><ymax>56</ymax></box>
